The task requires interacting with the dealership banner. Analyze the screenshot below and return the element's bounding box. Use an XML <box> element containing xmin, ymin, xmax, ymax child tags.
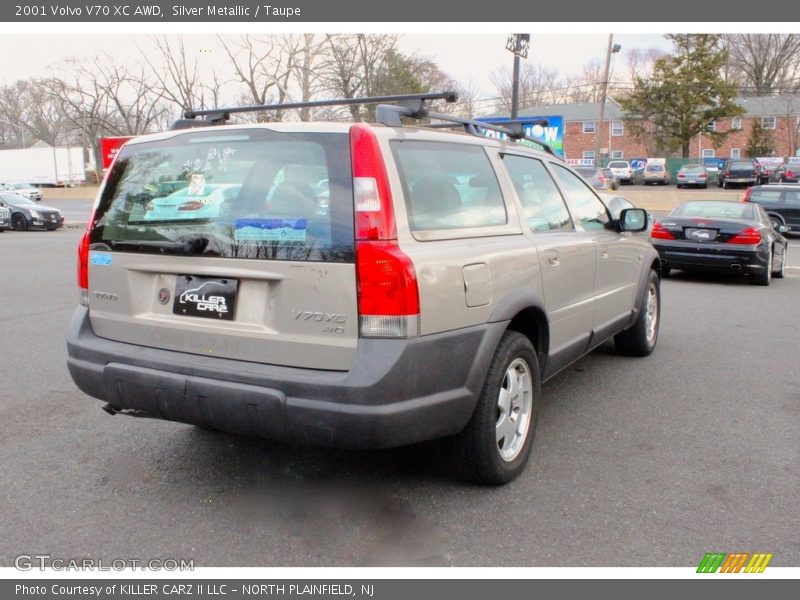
<box><xmin>3</xmin><ymin>1</ymin><xmax>800</xmax><ymax>21</ymax></box>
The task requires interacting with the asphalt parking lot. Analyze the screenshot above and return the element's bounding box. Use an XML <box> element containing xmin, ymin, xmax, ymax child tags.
<box><xmin>0</xmin><ymin>228</ymin><xmax>798</xmax><ymax>568</ymax></box>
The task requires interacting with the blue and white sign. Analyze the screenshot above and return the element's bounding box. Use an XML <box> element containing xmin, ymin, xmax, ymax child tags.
<box><xmin>477</xmin><ymin>115</ymin><xmax>564</xmax><ymax>157</ymax></box>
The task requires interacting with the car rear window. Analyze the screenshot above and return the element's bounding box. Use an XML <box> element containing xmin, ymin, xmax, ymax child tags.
<box><xmin>681</xmin><ymin>165</ymin><xmax>705</xmax><ymax>172</ymax></box>
<box><xmin>608</xmin><ymin>161</ymin><xmax>628</xmax><ymax>168</ymax></box>
<box><xmin>645</xmin><ymin>165</ymin><xmax>665</xmax><ymax>172</ymax></box>
<box><xmin>672</xmin><ymin>201</ymin><xmax>754</xmax><ymax>220</ymax></box>
<box><xmin>731</xmin><ymin>161</ymin><xmax>755</xmax><ymax>170</ymax></box>
<box><xmin>391</xmin><ymin>141</ymin><xmax>506</xmax><ymax>232</ymax></box>
<box><xmin>90</xmin><ymin>129</ymin><xmax>354</xmax><ymax>262</ymax></box>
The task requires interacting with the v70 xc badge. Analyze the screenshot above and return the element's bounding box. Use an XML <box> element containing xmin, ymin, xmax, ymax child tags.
<box><xmin>292</xmin><ymin>311</ymin><xmax>347</xmax><ymax>323</ymax></box>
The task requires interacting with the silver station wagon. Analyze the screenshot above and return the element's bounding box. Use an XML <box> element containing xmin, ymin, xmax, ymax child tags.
<box><xmin>67</xmin><ymin>92</ymin><xmax>662</xmax><ymax>484</ymax></box>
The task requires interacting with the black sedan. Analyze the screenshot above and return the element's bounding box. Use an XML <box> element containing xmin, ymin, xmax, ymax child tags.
<box><xmin>0</xmin><ymin>193</ymin><xmax>64</xmax><ymax>231</ymax></box>
<box><xmin>650</xmin><ymin>200</ymin><xmax>788</xmax><ymax>285</ymax></box>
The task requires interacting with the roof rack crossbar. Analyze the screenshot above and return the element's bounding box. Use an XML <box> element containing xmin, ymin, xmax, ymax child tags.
<box><xmin>182</xmin><ymin>91</ymin><xmax>457</xmax><ymax>121</ymax></box>
<box><xmin>420</xmin><ymin>112</ymin><xmax>558</xmax><ymax>157</ymax></box>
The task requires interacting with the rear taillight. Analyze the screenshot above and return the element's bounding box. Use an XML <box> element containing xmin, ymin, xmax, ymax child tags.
<box><xmin>678</xmin><ymin>174</ymin><xmax>686</xmax><ymax>178</ymax></box>
<box><xmin>728</xmin><ymin>227</ymin><xmax>762</xmax><ymax>245</ymax></box>
<box><xmin>699</xmin><ymin>172</ymin><xmax>707</xmax><ymax>178</ymax></box>
<box><xmin>350</xmin><ymin>123</ymin><xmax>396</xmax><ymax>241</ymax></box>
<box><xmin>350</xmin><ymin>124</ymin><xmax>419</xmax><ymax>338</ymax></box>
<box><xmin>77</xmin><ymin>209</ymin><xmax>95</xmax><ymax>306</ymax></box>
<box><xmin>787</xmin><ymin>170</ymin><xmax>795</xmax><ymax>178</ymax></box>
<box><xmin>178</xmin><ymin>200</ymin><xmax>204</xmax><ymax>211</ymax></box>
<box><xmin>651</xmin><ymin>222</ymin><xmax>676</xmax><ymax>240</ymax></box>
<box><xmin>726</xmin><ymin>170</ymin><xmax>731</xmax><ymax>177</ymax></box>
<box><xmin>742</xmin><ymin>188</ymin><xmax>752</xmax><ymax>202</ymax></box>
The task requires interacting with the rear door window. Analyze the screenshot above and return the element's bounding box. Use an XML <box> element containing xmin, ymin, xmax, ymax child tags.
<box><xmin>390</xmin><ymin>141</ymin><xmax>506</xmax><ymax>232</ymax></box>
<box><xmin>91</xmin><ymin>129</ymin><xmax>354</xmax><ymax>262</ymax></box>
<box><xmin>749</xmin><ymin>190</ymin><xmax>782</xmax><ymax>204</ymax></box>
<box><xmin>500</xmin><ymin>154</ymin><xmax>573</xmax><ymax>232</ymax></box>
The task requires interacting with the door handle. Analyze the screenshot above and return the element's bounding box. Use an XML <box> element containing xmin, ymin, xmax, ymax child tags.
<box><xmin>544</xmin><ymin>249</ymin><xmax>559</xmax><ymax>267</ymax></box>
<box><xmin>599</xmin><ymin>244</ymin><xmax>609</xmax><ymax>259</ymax></box>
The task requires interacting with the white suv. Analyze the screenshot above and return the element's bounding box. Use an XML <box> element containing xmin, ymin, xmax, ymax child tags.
<box><xmin>607</xmin><ymin>161</ymin><xmax>634</xmax><ymax>185</ymax></box>
<box><xmin>67</xmin><ymin>93</ymin><xmax>661</xmax><ymax>485</ymax></box>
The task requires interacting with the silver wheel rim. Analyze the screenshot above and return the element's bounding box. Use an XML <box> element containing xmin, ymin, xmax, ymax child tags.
<box><xmin>496</xmin><ymin>358</ymin><xmax>533</xmax><ymax>462</ymax></box>
<box><xmin>645</xmin><ymin>283</ymin><xmax>658</xmax><ymax>345</ymax></box>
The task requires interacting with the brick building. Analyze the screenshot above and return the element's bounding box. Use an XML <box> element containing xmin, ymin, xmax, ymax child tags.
<box><xmin>482</xmin><ymin>95</ymin><xmax>800</xmax><ymax>163</ymax></box>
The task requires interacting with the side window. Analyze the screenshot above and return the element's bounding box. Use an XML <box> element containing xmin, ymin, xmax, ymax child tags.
<box><xmin>552</xmin><ymin>164</ymin><xmax>610</xmax><ymax>231</ymax></box>
<box><xmin>784</xmin><ymin>190</ymin><xmax>800</xmax><ymax>206</ymax></box>
<box><xmin>501</xmin><ymin>155</ymin><xmax>573</xmax><ymax>232</ymax></box>
<box><xmin>391</xmin><ymin>141</ymin><xmax>506</xmax><ymax>232</ymax></box>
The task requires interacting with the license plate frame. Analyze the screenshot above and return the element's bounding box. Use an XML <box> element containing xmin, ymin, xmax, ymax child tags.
<box><xmin>173</xmin><ymin>274</ymin><xmax>238</xmax><ymax>321</ymax></box>
<box><xmin>686</xmin><ymin>228</ymin><xmax>718</xmax><ymax>242</ymax></box>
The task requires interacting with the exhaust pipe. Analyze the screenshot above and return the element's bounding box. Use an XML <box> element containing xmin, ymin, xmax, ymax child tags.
<box><xmin>731</xmin><ymin>264</ymin><xmax>742</xmax><ymax>272</ymax></box>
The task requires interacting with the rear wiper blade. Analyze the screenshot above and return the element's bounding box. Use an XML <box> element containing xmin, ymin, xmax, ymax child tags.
<box><xmin>109</xmin><ymin>237</ymin><xmax>209</xmax><ymax>254</ymax></box>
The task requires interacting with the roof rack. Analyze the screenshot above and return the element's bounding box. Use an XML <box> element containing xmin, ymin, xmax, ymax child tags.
<box><xmin>420</xmin><ymin>114</ymin><xmax>558</xmax><ymax>157</ymax></box>
<box><xmin>171</xmin><ymin>90</ymin><xmax>559</xmax><ymax>158</ymax></box>
<box><xmin>171</xmin><ymin>91</ymin><xmax>458</xmax><ymax>130</ymax></box>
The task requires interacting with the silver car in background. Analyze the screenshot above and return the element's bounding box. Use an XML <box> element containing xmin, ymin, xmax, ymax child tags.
<box><xmin>575</xmin><ymin>167</ymin><xmax>618</xmax><ymax>191</ymax></box>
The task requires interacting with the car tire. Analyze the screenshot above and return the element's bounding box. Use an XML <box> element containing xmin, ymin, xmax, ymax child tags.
<box><xmin>751</xmin><ymin>247</ymin><xmax>772</xmax><ymax>286</ymax></box>
<box><xmin>11</xmin><ymin>214</ymin><xmax>28</xmax><ymax>231</ymax></box>
<box><xmin>677</xmin><ymin>184</ymin><xmax>682</xmax><ymax>189</ymax></box>
<box><xmin>772</xmin><ymin>247</ymin><xmax>785</xmax><ymax>279</ymax></box>
<box><xmin>451</xmin><ymin>331</ymin><xmax>541</xmax><ymax>486</ymax></box>
<box><xmin>615</xmin><ymin>270</ymin><xmax>660</xmax><ymax>357</ymax></box>
<box><xmin>661</xmin><ymin>267</ymin><xmax>671</xmax><ymax>278</ymax></box>
<box><xmin>722</xmin><ymin>180</ymin><xmax>729</xmax><ymax>189</ymax></box>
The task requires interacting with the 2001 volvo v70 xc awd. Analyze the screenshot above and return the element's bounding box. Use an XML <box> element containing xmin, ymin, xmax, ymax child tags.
<box><xmin>66</xmin><ymin>92</ymin><xmax>662</xmax><ymax>484</ymax></box>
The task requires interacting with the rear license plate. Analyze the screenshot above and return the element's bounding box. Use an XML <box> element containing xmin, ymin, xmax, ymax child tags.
<box><xmin>686</xmin><ymin>228</ymin><xmax>718</xmax><ymax>242</ymax></box>
<box><xmin>173</xmin><ymin>275</ymin><xmax>238</xmax><ymax>320</ymax></box>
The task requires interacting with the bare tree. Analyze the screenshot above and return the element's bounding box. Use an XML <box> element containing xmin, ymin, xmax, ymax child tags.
<box><xmin>622</xmin><ymin>47</ymin><xmax>667</xmax><ymax>85</ymax></box>
<box><xmin>0</xmin><ymin>79</ymin><xmax>72</xmax><ymax>147</ymax></box>
<box><xmin>140</xmin><ymin>35</ymin><xmax>223</xmax><ymax>115</ymax></box>
<box><xmin>723</xmin><ymin>34</ymin><xmax>800</xmax><ymax>96</ymax></box>
<box><xmin>318</xmin><ymin>34</ymin><xmax>399</xmax><ymax>121</ymax></box>
<box><xmin>490</xmin><ymin>63</ymin><xmax>562</xmax><ymax>112</ymax></box>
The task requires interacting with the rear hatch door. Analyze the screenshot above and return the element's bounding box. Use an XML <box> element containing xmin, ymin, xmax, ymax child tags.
<box><xmin>87</xmin><ymin>126</ymin><xmax>358</xmax><ymax>371</ymax></box>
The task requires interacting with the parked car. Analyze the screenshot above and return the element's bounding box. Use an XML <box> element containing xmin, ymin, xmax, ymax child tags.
<box><xmin>676</xmin><ymin>164</ymin><xmax>709</xmax><ymax>189</ymax></box>
<box><xmin>143</xmin><ymin>183</ymin><xmax>242</xmax><ymax>221</ymax></box>
<box><xmin>66</xmin><ymin>93</ymin><xmax>661</xmax><ymax>485</ymax></box>
<box><xmin>650</xmin><ymin>199</ymin><xmax>787</xmax><ymax>284</ymax></box>
<box><xmin>0</xmin><ymin>193</ymin><xmax>63</xmax><ymax>230</ymax></box>
<box><xmin>642</xmin><ymin>163</ymin><xmax>670</xmax><ymax>185</ymax></box>
<box><xmin>755</xmin><ymin>163</ymin><xmax>772</xmax><ymax>185</ymax></box>
<box><xmin>0</xmin><ymin>204</ymin><xmax>10</xmax><ymax>231</ymax></box>
<box><xmin>607</xmin><ymin>160</ymin><xmax>634</xmax><ymax>185</ymax></box>
<box><xmin>0</xmin><ymin>182</ymin><xmax>42</xmax><ymax>201</ymax></box>
<box><xmin>772</xmin><ymin>164</ymin><xmax>799</xmax><ymax>183</ymax></box>
<box><xmin>716</xmin><ymin>159</ymin><xmax>759</xmax><ymax>189</ymax></box>
<box><xmin>743</xmin><ymin>184</ymin><xmax>800</xmax><ymax>233</ymax></box>
<box><xmin>575</xmin><ymin>167</ymin><xmax>616</xmax><ymax>191</ymax></box>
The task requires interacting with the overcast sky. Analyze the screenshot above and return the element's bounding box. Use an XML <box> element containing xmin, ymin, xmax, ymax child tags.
<box><xmin>0</xmin><ymin>32</ymin><xmax>672</xmax><ymax>103</ymax></box>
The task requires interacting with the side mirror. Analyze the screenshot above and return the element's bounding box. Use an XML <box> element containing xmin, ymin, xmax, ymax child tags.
<box><xmin>619</xmin><ymin>207</ymin><xmax>648</xmax><ymax>232</ymax></box>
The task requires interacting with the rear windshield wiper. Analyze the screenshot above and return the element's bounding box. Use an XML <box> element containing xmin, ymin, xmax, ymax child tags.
<box><xmin>109</xmin><ymin>236</ymin><xmax>210</xmax><ymax>255</ymax></box>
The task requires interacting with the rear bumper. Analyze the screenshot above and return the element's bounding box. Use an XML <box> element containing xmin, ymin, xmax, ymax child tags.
<box><xmin>66</xmin><ymin>307</ymin><xmax>505</xmax><ymax>449</ymax></box>
<box><xmin>653</xmin><ymin>241</ymin><xmax>769</xmax><ymax>272</ymax></box>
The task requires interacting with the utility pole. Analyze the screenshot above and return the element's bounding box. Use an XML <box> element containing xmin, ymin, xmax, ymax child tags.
<box><xmin>594</xmin><ymin>34</ymin><xmax>621</xmax><ymax>166</ymax></box>
<box><xmin>506</xmin><ymin>34</ymin><xmax>530</xmax><ymax>120</ymax></box>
